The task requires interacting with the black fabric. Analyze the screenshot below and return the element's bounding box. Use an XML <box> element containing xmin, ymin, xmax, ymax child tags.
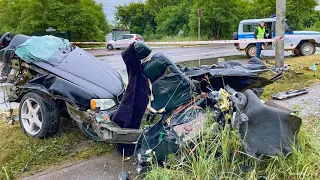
<box><xmin>142</xmin><ymin>53</ymin><xmax>194</xmax><ymax>112</ymax></box>
<box><xmin>135</xmin><ymin>42</ymin><xmax>152</xmax><ymax>60</ymax></box>
<box><xmin>142</xmin><ymin>53</ymin><xmax>183</xmax><ymax>82</ymax></box>
<box><xmin>218</xmin><ymin>61</ymin><xmax>242</xmax><ymax>68</ymax></box>
<box><xmin>246</xmin><ymin>57</ymin><xmax>267</xmax><ymax>70</ymax></box>
<box><xmin>232</xmin><ymin>89</ymin><xmax>302</xmax><ymax>156</ymax></box>
<box><xmin>112</xmin><ymin>43</ymin><xmax>150</xmax><ymax>155</ymax></box>
<box><xmin>183</xmin><ymin>67</ymin><xmax>278</xmax><ymax>92</ymax></box>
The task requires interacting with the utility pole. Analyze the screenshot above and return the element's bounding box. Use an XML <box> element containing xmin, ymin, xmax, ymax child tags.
<box><xmin>275</xmin><ymin>0</ymin><xmax>286</xmax><ymax>67</ymax></box>
<box><xmin>198</xmin><ymin>8</ymin><xmax>202</xmax><ymax>41</ymax></box>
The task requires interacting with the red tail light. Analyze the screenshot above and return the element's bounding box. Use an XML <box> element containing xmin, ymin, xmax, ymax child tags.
<box><xmin>135</xmin><ymin>36</ymin><xmax>139</xmax><ymax>41</ymax></box>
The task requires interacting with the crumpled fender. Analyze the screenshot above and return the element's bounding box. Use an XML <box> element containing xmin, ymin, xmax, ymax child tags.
<box><xmin>19</xmin><ymin>74</ymin><xmax>98</xmax><ymax>110</ymax></box>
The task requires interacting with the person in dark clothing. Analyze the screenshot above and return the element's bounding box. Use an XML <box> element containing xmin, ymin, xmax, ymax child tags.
<box><xmin>254</xmin><ymin>21</ymin><xmax>268</xmax><ymax>58</ymax></box>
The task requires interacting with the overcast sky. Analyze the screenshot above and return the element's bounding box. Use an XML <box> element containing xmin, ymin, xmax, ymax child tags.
<box><xmin>98</xmin><ymin>0</ymin><xmax>320</xmax><ymax>21</ymax></box>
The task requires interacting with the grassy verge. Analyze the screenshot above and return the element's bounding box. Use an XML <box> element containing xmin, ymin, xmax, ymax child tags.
<box><xmin>0</xmin><ymin>117</ymin><xmax>113</xmax><ymax>180</ymax></box>
<box><xmin>262</xmin><ymin>54</ymin><xmax>320</xmax><ymax>99</ymax></box>
<box><xmin>145</xmin><ymin>55</ymin><xmax>320</xmax><ymax>179</ymax></box>
<box><xmin>145</xmin><ymin>115</ymin><xmax>320</xmax><ymax>179</ymax></box>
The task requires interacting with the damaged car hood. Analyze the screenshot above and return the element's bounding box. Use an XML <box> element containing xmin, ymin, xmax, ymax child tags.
<box><xmin>33</xmin><ymin>47</ymin><xmax>124</xmax><ymax>99</ymax></box>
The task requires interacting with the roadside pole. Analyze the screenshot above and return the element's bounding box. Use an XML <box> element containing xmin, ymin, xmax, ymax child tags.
<box><xmin>198</xmin><ymin>8</ymin><xmax>202</xmax><ymax>41</ymax></box>
<box><xmin>275</xmin><ymin>0</ymin><xmax>286</xmax><ymax>67</ymax></box>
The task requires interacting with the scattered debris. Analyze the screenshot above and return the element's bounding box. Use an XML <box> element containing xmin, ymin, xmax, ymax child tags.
<box><xmin>118</xmin><ymin>172</ymin><xmax>129</xmax><ymax>180</ymax></box>
<box><xmin>272</xmin><ymin>89</ymin><xmax>308</xmax><ymax>100</ymax></box>
<box><xmin>0</xmin><ymin>33</ymin><xmax>304</xmax><ymax>177</ymax></box>
<box><xmin>21</xmin><ymin>164</ymin><xmax>28</xmax><ymax>172</ymax></box>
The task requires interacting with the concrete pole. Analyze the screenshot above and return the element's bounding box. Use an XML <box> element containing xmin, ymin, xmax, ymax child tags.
<box><xmin>275</xmin><ymin>0</ymin><xmax>286</xmax><ymax>67</ymax></box>
<box><xmin>198</xmin><ymin>17</ymin><xmax>201</xmax><ymax>41</ymax></box>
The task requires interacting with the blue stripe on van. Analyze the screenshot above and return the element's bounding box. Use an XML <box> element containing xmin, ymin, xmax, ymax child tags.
<box><xmin>238</xmin><ymin>32</ymin><xmax>320</xmax><ymax>39</ymax></box>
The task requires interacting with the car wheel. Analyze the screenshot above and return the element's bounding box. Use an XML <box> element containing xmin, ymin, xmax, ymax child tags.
<box><xmin>107</xmin><ymin>44</ymin><xmax>113</xmax><ymax>50</ymax></box>
<box><xmin>293</xmin><ymin>48</ymin><xmax>300</xmax><ymax>56</ymax></box>
<box><xmin>300</xmin><ymin>42</ymin><xmax>315</xmax><ymax>56</ymax></box>
<box><xmin>115</xmin><ymin>48</ymin><xmax>120</xmax><ymax>50</ymax></box>
<box><xmin>246</xmin><ymin>45</ymin><xmax>257</xmax><ymax>58</ymax></box>
<box><xmin>19</xmin><ymin>92</ymin><xmax>60</xmax><ymax>138</ymax></box>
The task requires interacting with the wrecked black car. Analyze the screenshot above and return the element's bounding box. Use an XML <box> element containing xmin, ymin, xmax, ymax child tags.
<box><xmin>0</xmin><ymin>33</ymin><xmax>125</xmax><ymax>138</ymax></box>
<box><xmin>1</xmin><ymin>33</ymin><xmax>302</xmax><ymax>173</ymax></box>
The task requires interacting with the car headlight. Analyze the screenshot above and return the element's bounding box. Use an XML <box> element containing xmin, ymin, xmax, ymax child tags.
<box><xmin>90</xmin><ymin>99</ymin><xmax>116</xmax><ymax>110</ymax></box>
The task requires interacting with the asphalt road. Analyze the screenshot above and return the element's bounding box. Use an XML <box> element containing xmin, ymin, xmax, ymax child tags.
<box><xmin>0</xmin><ymin>45</ymin><xmax>319</xmax><ymax>111</ymax></box>
<box><xmin>98</xmin><ymin>45</ymin><xmax>319</xmax><ymax>71</ymax></box>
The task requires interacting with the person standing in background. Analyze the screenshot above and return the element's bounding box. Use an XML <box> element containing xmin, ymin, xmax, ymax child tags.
<box><xmin>254</xmin><ymin>21</ymin><xmax>268</xmax><ymax>58</ymax></box>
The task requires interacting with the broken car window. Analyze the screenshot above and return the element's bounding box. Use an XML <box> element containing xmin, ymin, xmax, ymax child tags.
<box><xmin>15</xmin><ymin>35</ymin><xmax>73</xmax><ymax>66</ymax></box>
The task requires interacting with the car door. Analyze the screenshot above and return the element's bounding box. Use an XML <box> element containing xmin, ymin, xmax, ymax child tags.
<box><xmin>122</xmin><ymin>35</ymin><xmax>134</xmax><ymax>48</ymax></box>
<box><xmin>112</xmin><ymin>35</ymin><xmax>124</xmax><ymax>48</ymax></box>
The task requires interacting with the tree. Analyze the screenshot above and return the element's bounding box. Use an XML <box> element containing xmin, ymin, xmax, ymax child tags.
<box><xmin>189</xmin><ymin>0</ymin><xmax>252</xmax><ymax>39</ymax></box>
<box><xmin>115</xmin><ymin>2</ymin><xmax>154</xmax><ymax>34</ymax></box>
<box><xmin>155</xmin><ymin>0</ymin><xmax>193</xmax><ymax>36</ymax></box>
<box><xmin>0</xmin><ymin>0</ymin><xmax>110</xmax><ymax>41</ymax></box>
<box><xmin>114</xmin><ymin>0</ymin><xmax>320</xmax><ymax>39</ymax></box>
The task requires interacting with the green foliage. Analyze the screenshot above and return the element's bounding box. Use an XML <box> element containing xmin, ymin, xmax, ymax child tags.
<box><xmin>155</xmin><ymin>0</ymin><xmax>193</xmax><ymax>36</ymax></box>
<box><xmin>189</xmin><ymin>0</ymin><xmax>252</xmax><ymax>39</ymax></box>
<box><xmin>115</xmin><ymin>2</ymin><xmax>154</xmax><ymax>35</ymax></box>
<box><xmin>0</xmin><ymin>117</ymin><xmax>113</xmax><ymax>179</ymax></box>
<box><xmin>0</xmin><ymin>0</ymin><xmax>110</xmax><ymax>41</ymax></box>
<box><xmin>145</xmin><ymin>117</ymin><xmax>320</xmax><ymax>179</ymax></box>
<box><xmin>115</xmin><ymin>0</ymin><xmax>319</xmax><ymax>40</ymax></box>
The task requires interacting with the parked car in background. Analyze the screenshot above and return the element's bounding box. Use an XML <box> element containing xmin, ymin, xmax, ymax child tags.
<box><xmin>234</xmin><ymin>18</ymin><xmax>320</xmax><ymax>57</ymax></box>
<box><xmin>106</xmin><ymin>34</ymin><xmax>143</xmax><ymax>50</ymax></box>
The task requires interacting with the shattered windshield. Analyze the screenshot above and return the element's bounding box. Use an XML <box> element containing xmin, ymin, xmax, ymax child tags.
<box><xmin>15</xmin><ymin>35</ymin><xmax>73</xmax><ymax>66</ymax></box>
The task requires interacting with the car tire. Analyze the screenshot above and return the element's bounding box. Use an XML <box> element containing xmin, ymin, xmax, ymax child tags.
<box><xmin>115</xmin><ymin>48</ymin><xmax>120</xmax><ymax>50</ymax></box>
<box><xmin>293</xmin><ymin>48</ymin><xmax>300</xmax><ymax>56</ymax></box>
<box><xmin>300</xmin><ymin>42</ymin><xmax>316</xmax><ymax>56</ymax></box>
<box><xmin>107</xmin><ymin>44</ymin><xmax>113</xmax><ymax>50</ymax></box>
<box><xmin>246</xmin><ymin>45</ymin><xmax>257</xmax><ymax>58</ymax></box>
<box><xmin>19</xmin><ymin>92</ymin><xmax>60</xmax><ymax>138</ymax></box>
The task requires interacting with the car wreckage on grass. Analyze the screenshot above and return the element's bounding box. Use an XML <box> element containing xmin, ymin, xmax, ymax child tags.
<box><xmin>0</xmin><ymin>33</ymin><xmax>302</xmax><ymax>173</ymax></box>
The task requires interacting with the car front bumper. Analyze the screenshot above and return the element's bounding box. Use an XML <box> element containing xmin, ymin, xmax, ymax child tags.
<box><xmin>66</xmin><ymin>103</ymin><xmax>141</xmax><ymax>144</ymax></box>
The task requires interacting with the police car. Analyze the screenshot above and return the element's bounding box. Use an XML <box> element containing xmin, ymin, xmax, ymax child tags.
<box><xmin>234</xmin><ymin>17</ymin><xmax>320</xmax><ymax>57</ymax></box>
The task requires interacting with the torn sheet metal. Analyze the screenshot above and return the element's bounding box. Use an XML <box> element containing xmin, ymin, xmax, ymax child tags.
<box><xmin>227</xmin><ymin>86</ymin><xmax>302</xmax><ymax>156</ymax></box>
<box><xmin>182</xmin><ymin>66</ymin><xmax>282</xmax><ymax>92</ymax></box>
<box><xmin>272</xmin><ymin>89</ymin><xmax>308</xmax><ymax>100</ymax></box>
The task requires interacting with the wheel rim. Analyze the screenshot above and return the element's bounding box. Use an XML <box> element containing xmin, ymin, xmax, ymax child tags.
<box><xmin>302</xmin><ymin>44</ymin><xmax>314</xmax><ymax>55</ymax></box>
<box><xmin>249</xmin><ymin>46</ymin><xmax>257</xmax><ymax>57</ymax></box>
<box><xmin>107</xmin><ymin>45</ymin><xmax>112</xmax><ymax>50</ymax></box>
<box><xmin>78</xmin><ymin>122</ymin><xmax>103</xmax><ymax>141</ymax></box>
<box><xmin>21</xmin><ymin>98</ymin><xmax>43</xmax><ymax>135</ymax></box>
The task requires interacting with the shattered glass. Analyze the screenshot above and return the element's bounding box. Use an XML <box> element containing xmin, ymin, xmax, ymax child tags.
<box><xmin>15</xmin><ymin>35</ymin><xmax>72</xmax><ymax>66</ymax></box>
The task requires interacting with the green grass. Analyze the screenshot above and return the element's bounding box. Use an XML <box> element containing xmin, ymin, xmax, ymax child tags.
<box><xmin>0</xmin><ymin>117</ymin><xmax>113</xmax><ymax>180</ymax></box>
<box><xmin>145</xmin><ymin>55</ymin><xmax>320</xmax><ymax>180</ymax></box>
<box><xmin>145</xmin><ymin>116</ymin><xmax>320</xmax><ymax>179</ymax></box>
<box><xmin>262</xmin><ymin>54</ymin><xmax>320</xmax><ymax>99</ymax></box>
